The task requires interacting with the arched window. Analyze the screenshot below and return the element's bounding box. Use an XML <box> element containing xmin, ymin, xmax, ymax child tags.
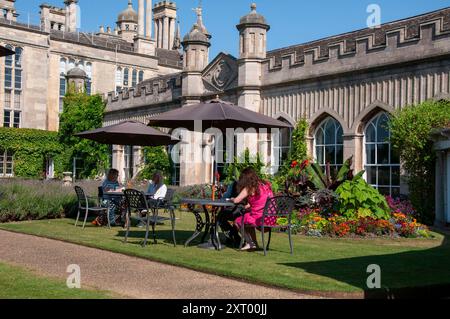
<box><xmin>123</xmin><ymin>68</ymin><xmax>129</xmax><ymax>87</ymax></box>
<box><xmin>115</xmin><ymin>67</ymin><xmax>123</xmax><ymax>93</ymax></box>
<box><xmin>138</xmin><ymin>70</ymin><xmax>144</xmax><ymax>83</ymax></box>
<box><xmin>132</xmin><ymin>69</ymin><xmax>137</xmax><ymax>87</ymax></box>
<box><xmin>85</xmin><ymin>63</ymin><xmax>92</xmax><ymax>95</ymax></box>
<box><xmin>314</xmin><ymin>117</ymin><xmax>344</xmax><ymax>173</ymax></box>
<box><xmin>14</xmin><ymin>47</ymin><xmax>22</xmax><ymax>67</ymax></box>
<box><xmin>59</xmin><ymin>58</ymin><xmax>67</xmax><ymax>113</ymax></box>
<box><xmin>5</xmin><ymin>45</ymin><xmax>13</xmax><ymax>67</ymax></box>
<box><xmin>3</xmin><ymin>45</ymin><xmax>22</xmax><ymax>128</ymax></box>
<box><xmin>365</xmin><ymin>113</ymin><xmax>400</xmax><ymax>196</ymax></box>
<box><xmin>68</xmin><ymin>59</ymin><xmax>75</xmax><ymax>70</ymax></box>
<box><xmin>274</xmin><ymin>117</ymin><xmax>292</xmax><ymax>172</ymax></box>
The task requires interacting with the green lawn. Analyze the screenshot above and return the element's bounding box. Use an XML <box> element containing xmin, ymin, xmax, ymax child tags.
<box><xmin>0</xmin><ymin>262</ymin><xmax>113</xmax><ymax>299</ymax></box>
<box><xmin>1</xmin><ymin>214</ymin><xmax>449</xmax><ymax>296</ymax></box>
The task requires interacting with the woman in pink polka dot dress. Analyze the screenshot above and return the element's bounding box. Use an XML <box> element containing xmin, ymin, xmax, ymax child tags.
<box><xmin>233</xmin><ymin>168</ymin><xmax>275</xmax><ymax>251</ymax></box>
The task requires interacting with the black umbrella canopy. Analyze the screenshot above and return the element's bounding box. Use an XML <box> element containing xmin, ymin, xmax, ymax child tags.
<box><xmin>75</xmin><ymin>121</ymin><xmax>179</xmax><ymax>147</ymax></box>
<box><xmin>0</xmin><ymin>45</ymin><xmax>15</xmax><ymax>57</ymax></box>
<box><xmin>147</xmin><ymin>99</ymin><xmax>292</xmax><ymax>131</ymax></box>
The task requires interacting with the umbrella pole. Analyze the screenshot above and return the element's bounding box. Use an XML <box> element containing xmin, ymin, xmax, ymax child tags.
<box><xmin>211</xmin><ymin>135</ymin><xmax>216</xmax><ymax>200</ymax></box>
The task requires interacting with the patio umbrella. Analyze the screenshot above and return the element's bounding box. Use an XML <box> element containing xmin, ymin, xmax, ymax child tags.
<box><xmin>147</xmin><ymin>99</ymin><xmax>292</xmax><ymax>131</ymax></box>
<box><xmin>75</xmin><ymin>120</ymin><xmax>179</xmax><ymax>147</ymax></box>
<box><xmin>0</xmin><ymin>45</ymin><xmax>15</xmax><ymax>57</ymax></box>
<box><xmin>148</xmin><ymin>99</ymin><xmax>293</xmax><ymax>194</ymax></box>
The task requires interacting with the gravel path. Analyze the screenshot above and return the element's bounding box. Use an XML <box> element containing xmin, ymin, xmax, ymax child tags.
<box><xmin>0</xmin><ymin>230</ymin><xmax>318</xmax><ymax>299</ymax></box>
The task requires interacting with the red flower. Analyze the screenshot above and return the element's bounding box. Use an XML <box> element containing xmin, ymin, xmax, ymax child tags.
<box><xmin>300</xmin><ymin>160</ymin><xmax>310</xmax><ymax>170</ymax></box>
<box><xmin>291</xmin><ymin>161</ymin><xmax>298</xmax><ymax>168</ymax></box>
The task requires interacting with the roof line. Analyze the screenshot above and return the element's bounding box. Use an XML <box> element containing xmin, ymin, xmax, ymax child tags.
<box><xmin>267</xmin><ymin>6</ymin><xmax>450</xmax><ymax>55</ymax></box>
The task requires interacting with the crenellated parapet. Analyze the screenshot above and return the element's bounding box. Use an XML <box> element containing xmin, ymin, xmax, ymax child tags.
<box><xmin>263</xmin><ymin>8</ymin><xmax>450</xmax><ymax>86</ymax></box>
<box><xmin>106</xmin><ymin>73</ymin><xmax>182</xmax><ymax>112</ymax></box>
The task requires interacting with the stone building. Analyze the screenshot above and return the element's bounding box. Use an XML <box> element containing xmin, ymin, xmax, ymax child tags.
<box><xmin>0</xmin><ymin>0</ymin><xmax>183</xmax><ymax>178</ymax></box>
<box><xmin>104</xmin><ymin>3</ymin><xmax>450</xmax><ymax>196</ymax></box>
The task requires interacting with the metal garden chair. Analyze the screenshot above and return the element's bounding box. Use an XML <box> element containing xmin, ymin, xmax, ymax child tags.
<box><xmin>148</xmin><ymin>188</ymin><xmax>177</xmax><ymax>247</ymax></box>
<box><xmin>123</xmin><ymin>189</ymin><xmax>154</xmax><ymax>247</ymax></box>
<box><xmin>74</xmin><ymin>186</ymin><xmax>109</xmax><ymax>229</ymax></box>
<box><xmin>123</xmin><ymin>189</ymin><xmax>177</xmax><ymax>247</ymax></box>
<box><xmin>239</xmin><ymin>195</ymin><xmax>296</xmax><ymax>256</ymax></box>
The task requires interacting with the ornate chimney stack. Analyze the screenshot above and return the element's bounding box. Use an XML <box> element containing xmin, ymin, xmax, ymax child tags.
<box><xmin>64</xmin><ymin>0</ymin><xmax>78</xmax><ymax>32</ymax></box>
<box><xmin>153</xmin><ymin>1</ymin><xmax>177</xmax><ymax>50</ymax></box>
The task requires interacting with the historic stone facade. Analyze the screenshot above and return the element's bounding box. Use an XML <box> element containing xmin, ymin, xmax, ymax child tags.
<box><xmin>0</xmin><ymin>0</ymin><xmax>182</xmax><ymax>177</ymax></box>
<box><xmin>104</xmin><ymin>3</ymin><xmax>450</xmax><ymax>197</ymax></box>
<box><xmin>0</xmin><ymin>0</ymin><xmax>182</xmax><ymax>132</ymax></box>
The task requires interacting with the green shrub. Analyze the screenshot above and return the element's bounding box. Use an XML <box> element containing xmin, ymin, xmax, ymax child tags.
<box><xmin>0</xmin><ymin>179</ymin><xmax>115</xmax><ymax>222</ymax></box>
<box><xmin>223</xmin><ymin>148</ymin><xmax>266</xmax><ymax>184</ymax></box>
<box><xmin>390</xmin><ymin>99</ymin><xmax>450</xmax><ymax>224</ymax></box>
<box><xmin>137</xmin><ymin>146</ymin><xmax>171</xmax><ymax>183</ymax></box>
<box><xmin>335</xmin><ymin>176</ymin><xmax>390</xmax><ymax>220</ymax></box>
<box><xmin>0</xmin><ymin>180</ymin><xmax>76</xmax><ymax>222</ymax></box>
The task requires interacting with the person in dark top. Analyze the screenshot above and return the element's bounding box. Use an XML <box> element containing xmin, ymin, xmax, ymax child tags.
<box><xmin>218</xmin><ymin>180</ymin><xmax>243</xmax><ymax>247</ymax></box>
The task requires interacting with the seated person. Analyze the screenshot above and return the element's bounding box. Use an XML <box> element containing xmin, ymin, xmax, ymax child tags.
<box><xmin>94</xmin><ymin>169</ymin><xmax>123</xmax><ymax>227</ymax></box>
<box><xmin>137</xmin><ymin>171</ymin><xmax>167</xmax><ymax>228</ymax></box>
<box><xmin>217</xmin><ymin>180</ymin><xmax>242</xmax><ymax>247</ymax></box>
<box><xmin>232</xmin><ymin>168</ymin><xmax>274</xmax><ymax>251</ymax></box>
<box><xmin>147</xmin><ymin>171</ymin><xmax>167</xmax><ymax>200</ymax></box>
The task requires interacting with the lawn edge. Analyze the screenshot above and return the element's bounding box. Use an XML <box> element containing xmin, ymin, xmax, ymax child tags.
<box><xmin>0</xmin><ymin>227</ymin><xmax>364</xmax><ymax>299</ymax></box>
<box><xmin>0</xmin><ymin>260</ymin><xmax>120</xmax><ymax>299</ymax></box>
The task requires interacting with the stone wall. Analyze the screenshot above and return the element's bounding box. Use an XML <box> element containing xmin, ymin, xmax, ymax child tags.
<box><xmin>0</xmin><ymin>20</ymin><xmax>181</xmax><ymax>132</ymax></box>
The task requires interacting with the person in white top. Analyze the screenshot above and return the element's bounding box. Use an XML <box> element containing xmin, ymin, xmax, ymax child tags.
<box><xmin>137</xmin><ymin>171</ymin><xmax>167</xmax><ymax>228</ymax></box>
<box><xmin>147</xmin><ymin>171</ymin><xmax>167</xmax><ymax>199</ymax></box>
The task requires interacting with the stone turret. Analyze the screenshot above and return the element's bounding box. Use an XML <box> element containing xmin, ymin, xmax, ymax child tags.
<box><xmin>181</xmin><ymin>23</ymin><xmax>210</xmax><ymax>105</ymax></box>
<box><xmin>66</xmin><ymin>67</ymin><xmax>87</xmax><ymax>93</ymax></box>
<box><xmin>236</xmin><ymin>3</ymin><xmax>270</xmax><ymax>112</ymax></box>
<box><xmin>0</xmin><ymin>0</ymin><xmax>18</xmax><ymax>21</ymax></box>
<box><xmin>117</xmin><ymin>0</ymin><xmax>138</xmax><ymax>43</ymax></box>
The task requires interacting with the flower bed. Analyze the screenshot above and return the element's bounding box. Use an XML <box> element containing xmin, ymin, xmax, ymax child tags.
<box><xmin>275</xmin><ymin>159</ymin><xmax>432</xmax><ymax>239</ymax></box>
<box><xmin>284</xmin><ymin>200</ymin><xmax>431</xmax><ymax>239</ymax></box>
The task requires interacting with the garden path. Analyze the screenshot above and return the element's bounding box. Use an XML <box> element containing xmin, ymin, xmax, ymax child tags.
<box><xmin>0</xmin><ymin>230</ymin><xmax>317</xmax><ymax>299</ymax></box>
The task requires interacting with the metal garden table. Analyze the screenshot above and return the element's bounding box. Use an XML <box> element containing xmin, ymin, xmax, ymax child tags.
<box><xmin>180</xmin><ymin>198</ymin><xmax>237</xmax><ymax>251</ymax></box>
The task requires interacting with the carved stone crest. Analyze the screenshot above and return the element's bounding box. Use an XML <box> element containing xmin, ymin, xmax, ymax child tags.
<box><xmin>212</xmin><ymin>60</ymin><xmax>230</xmax><ymax>89</ymax></box>
<box><xmin>203</xmin><ymin>53</ymin><xmax>238</xmax><ymax>92</ymax></box>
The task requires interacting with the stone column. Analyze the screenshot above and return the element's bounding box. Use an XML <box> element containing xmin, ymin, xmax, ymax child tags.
<box><xmin>169</xmin><ymin>17</ymin><xmax>175</xmax><ymax>49</ymax></box>
<box><xmin>343</xmin><ymin>134</ymin><xmax>364</xmax><ymax>172</ymax></box>
<box><xmin>154</xmin><ymin>19</ymin><xmax>159</xmax><ymax>45</ymax></box>
<box><xmin>158</xmin><ymin>19</ymin><xmax>163</xmax><ymax>48</ymax></box>
<box><xmin>163</xmin><ymin>16</ymin><xmax>169</xmax><ymax>49</ymax></box>
<box><xmin>146</xmin><ymin>0</ymin><xmax>152</xmax><ymax>39</ymax></box>
<box><xmin>138</xmin><ymin>0</ymin><xmax>145</xmax><ymax>37</ymax></box>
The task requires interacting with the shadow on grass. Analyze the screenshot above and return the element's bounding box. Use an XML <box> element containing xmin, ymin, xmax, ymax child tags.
<box><xmin>280</xmin><ymin>234</ymin><xmax>450</xmax><ymax>299</ymax></box>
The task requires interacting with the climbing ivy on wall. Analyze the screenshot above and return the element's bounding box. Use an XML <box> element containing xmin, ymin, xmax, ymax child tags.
<box><xmin>0</xmin><ymin>127</ymin><xmax>66</xmax><ymax>178</ymax></box>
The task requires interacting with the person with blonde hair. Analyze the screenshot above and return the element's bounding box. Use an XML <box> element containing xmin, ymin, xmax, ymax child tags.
<box><xmin>136</xmin><ymin>171</ymin><xmax>168</xmax><ymax>228</ymax></box>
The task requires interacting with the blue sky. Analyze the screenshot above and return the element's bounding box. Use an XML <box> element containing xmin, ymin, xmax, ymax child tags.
<box><xmin>15</xmin><ymin>0</ymin><xmax>450</xmax><ymax>58</ymax></box>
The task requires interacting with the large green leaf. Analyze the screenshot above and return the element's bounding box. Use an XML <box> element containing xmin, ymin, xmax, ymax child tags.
<box><xmin>305</xmin><ymin>163</ymin><xmax>326</xmax><ymax>189</ymax></box>
<box><xmin>336</xmin><ymin>156</ymin><xmax>353</xmax><ymax>182</ymax></box>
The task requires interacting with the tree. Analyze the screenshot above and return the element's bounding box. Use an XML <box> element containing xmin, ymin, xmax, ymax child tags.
<box><xmin>58</xmin><ymin>85</ymin><xmax>108</xmax><ymax>178</ymax></box>
<box><xmin>390</xmin><ymin>99</ymin><xmax>450</xmax><ymax>224</ymax></box>
<box><xmin>138</xmin><ymin>146</ymin><xmax>171</xmax><ymax>183</ymax></box>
